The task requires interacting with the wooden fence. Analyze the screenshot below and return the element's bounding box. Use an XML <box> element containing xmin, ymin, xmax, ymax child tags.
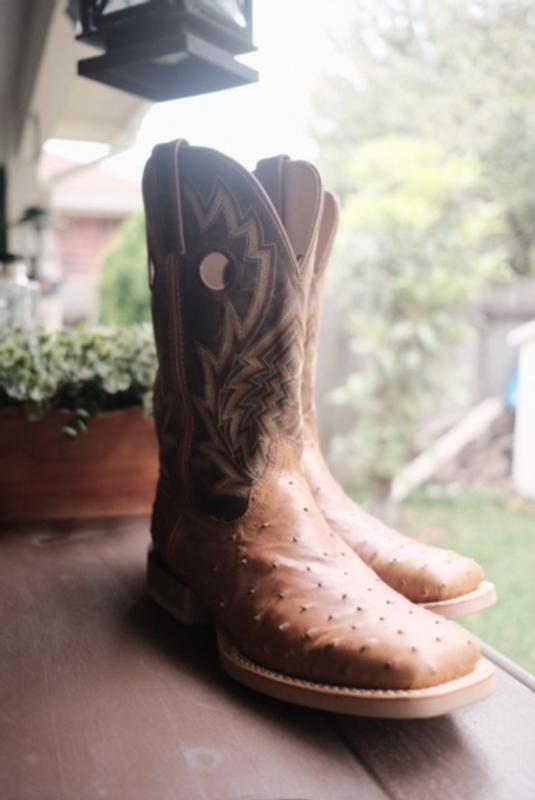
<box><xmin>315</xmin><ymin>279</ymin><xmax>535</xmax><ymax>478</ymax></box>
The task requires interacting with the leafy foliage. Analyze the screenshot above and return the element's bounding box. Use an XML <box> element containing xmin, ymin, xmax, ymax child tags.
<box><xmin>328</xmin><ymin>137</ymin><xmax>506</xmax><ymax>505</ymax></box>
<box><xmin>313</xmin><ymin>0</ymin><xmax>535</xmax><ymax>275</ymax></box>
<box><xmin>311</xmin><ymin>0</ymin><xmax>534</xmax><ymax>503</ymax></box>
<box><xmin>98</xmin><ymin>214</ymin><xmax>151</xmax><ymax>324</ymax></box>
<box><xmin>0</xmin><ymin>325</ymin><xmax>156</xmax><ymax>437</ymax></box>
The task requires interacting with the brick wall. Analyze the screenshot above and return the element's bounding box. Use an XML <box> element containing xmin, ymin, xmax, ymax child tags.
<box><xmin>57</xmin><ymin>215</ymin><xmax>125</xmax><ymax>324</ymax></box>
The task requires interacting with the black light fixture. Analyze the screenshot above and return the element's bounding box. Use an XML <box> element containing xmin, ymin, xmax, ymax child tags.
<box><xmin>74</xmin><ymin>0</ymin><xmax>258</xmax><ymax>101</ymax></box>
<box><xmin>14</xmin><ymin>206</ymin><xmax>54</xmax><ymax>281</ymax></box>
<box><xmin>0</xmin><ymin>167</ymin><xmax>9</xmax><ymax>264</ymax></box>
<box><xmin>0</xmin><ymin>167</ymin><xmax>22</xmax><ymax>268</ymax></box>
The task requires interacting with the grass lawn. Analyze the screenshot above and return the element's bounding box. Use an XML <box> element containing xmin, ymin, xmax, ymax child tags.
<box><xmin>398</xmin><ymin>488</ymin><xmax>535</xmax><ymax>675</ymax></box>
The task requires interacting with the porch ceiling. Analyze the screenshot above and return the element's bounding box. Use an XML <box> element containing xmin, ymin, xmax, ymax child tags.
<box><xmin>1</xmin><ymin>0</ymin><xmax>148</xmax><ymax>153</ymax></box>
<box><xmin>0</xmin><ymin>0</ymin><xmax>28</xmax><ymax>98</ymax></box>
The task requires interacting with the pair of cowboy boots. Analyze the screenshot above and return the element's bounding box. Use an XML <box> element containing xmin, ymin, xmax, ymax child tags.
<box><xmin>142</xmin><ymin>140</ymin><xmax>495</xmax><ymax>718</ymax></box>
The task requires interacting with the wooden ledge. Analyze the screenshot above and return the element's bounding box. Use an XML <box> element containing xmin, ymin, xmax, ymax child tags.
<box><xmin>0</xmin><ymin>518</ymin><xmax>534</xmax><ymax>800</ymax></box>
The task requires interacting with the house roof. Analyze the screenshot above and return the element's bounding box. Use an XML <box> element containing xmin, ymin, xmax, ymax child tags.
<box><xmin>39</xmin><ymin>152</ymin><xmax>142</xmax><ymax>217</ymax></box>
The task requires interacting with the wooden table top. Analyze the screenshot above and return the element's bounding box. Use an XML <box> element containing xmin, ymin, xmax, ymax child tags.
<box><xmin>1</xmin><ymin>517</ymin><xmax>534</xmax><ymax>800</ymax></box>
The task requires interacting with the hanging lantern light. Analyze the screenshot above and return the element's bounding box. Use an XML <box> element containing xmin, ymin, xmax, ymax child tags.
<box><xmin>74</xmin><ymin>0</ymin><xmax>257</xmax><ymax>101</ymax></box>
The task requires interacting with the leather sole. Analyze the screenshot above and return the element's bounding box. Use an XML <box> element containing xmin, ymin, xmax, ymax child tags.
<box><xmin>146</xmin><ymin>549</ymin><xmax>496</xmax><ymax>719</ymax></box>
<box><xmin>218</xmin><ymin>631</ymin><xmax>495</xmax><ymax>719</ymax></box>
<box><xmin>422</xmin><ymin>581</ymin><xmax>497</xmax><ymax>619</ymax></box>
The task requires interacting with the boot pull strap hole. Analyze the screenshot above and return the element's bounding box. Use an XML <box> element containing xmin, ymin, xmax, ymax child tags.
<box><xmin>199</xmin><ymin>252</ymin><xmax>231</xmax><ymax>291</ymax></box>
<box><xmin>148</xmin><ymin>258</ymin><xmax>156</xmax><ymax>288</ymax></box>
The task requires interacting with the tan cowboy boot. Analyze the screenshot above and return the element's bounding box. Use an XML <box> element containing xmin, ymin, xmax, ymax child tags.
<box><xmin>255</xmin><ymin>156</ymin><xmax>496</xmax><ymax>620</ymax></box>
<box><xmin>143</xmin><ymin>140</ymin><xmax>494</xmax><ymax>718</ymax></box>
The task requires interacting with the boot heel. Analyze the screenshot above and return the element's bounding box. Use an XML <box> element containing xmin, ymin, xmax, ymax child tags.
<box><xmin>147</xmin><ymin>548</ymin><xmax>211</xmax><ymax>626</ymax></box>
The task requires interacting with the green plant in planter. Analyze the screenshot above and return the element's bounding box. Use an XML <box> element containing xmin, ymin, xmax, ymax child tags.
<box><xmin>0</xmin><ymin>324</ymin><xmax>156</xmax><ymax>437</ymax></box>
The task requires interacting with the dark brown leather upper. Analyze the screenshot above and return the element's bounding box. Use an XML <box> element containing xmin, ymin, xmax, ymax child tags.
<box><xmin>143</xmin><ymin>141</ymin><xmax>480</xmax><ymax>691</ymax></box>
<box><xmin>144</xmin><ymin>141</ymin><xmax>307</xmax><ymax>515</ymax></box>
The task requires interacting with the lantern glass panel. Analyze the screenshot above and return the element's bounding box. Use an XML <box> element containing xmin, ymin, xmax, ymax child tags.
<box><xmin>199</xmin><ymin>0</ymin><xmax>247</xmax><ymax>28</ymax></box>
<box><xmin>101</xmin><ymin>0</ymin><xmax>150</xmax><ymax>15</ymax></box>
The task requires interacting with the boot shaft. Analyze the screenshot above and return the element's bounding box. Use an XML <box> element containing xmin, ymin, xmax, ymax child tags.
<box><xmin>254</xmin><ymin>156</ymin><xmax>339</xmax><ymax>433</ymax></box>
<box><xmin>301</xmin><ymin>192</ymin><xmax>339</xmax><ymax>432</ymax></box>
<box><xmin>143</xmin><ymin>141</ymin><xmax>314</xmax><ymax>519</ymax></box>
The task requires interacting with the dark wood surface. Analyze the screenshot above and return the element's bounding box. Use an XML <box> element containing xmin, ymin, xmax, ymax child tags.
<box><xmin>0</xmin><ymin>518</ymin><xmax>534</xmax><ymax>800</ymax></box>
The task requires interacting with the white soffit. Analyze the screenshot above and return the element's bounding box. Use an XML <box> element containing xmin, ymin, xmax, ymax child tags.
<box><xmin>25</xmin><ymin>0</ymin><xmax>149</xmax><ymax>151</ymax></box>
<box><xmin>53</xmin><ymin>44</ymin><xmax>149</xmax><ymax>147</ymax></box>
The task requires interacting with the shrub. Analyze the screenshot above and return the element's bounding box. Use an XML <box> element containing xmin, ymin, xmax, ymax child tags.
<box><xmin>98</xmin><ymin>214</ymin><xmax>150</xmax><ymax>324</ymax></box>
<box><xmin>0</xmin><ymin>325</ymin><xmax>156</xmax><ymax>437</ymax></box>
<box><xmin>329</xmin><ymin>137</ymin><xmax>506</xmax><ymax>511</ymax></box>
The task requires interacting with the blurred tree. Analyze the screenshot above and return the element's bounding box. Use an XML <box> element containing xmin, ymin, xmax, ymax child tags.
<box><xmin>314</xmin><ymin>0</ymin><xmax>535</xmax><ymax>275</ymax></box>
<box><xmin>311</xmin><ymin>0</ymin><xmax>532</xmax><ymax>508</ymax></box>
<box><xmin>98</xmin><ymin>214</ymin><xmax>150</xmax><ymax>325</ymax></box>
<box><xmin>329</xmin><ymin>137</ymin><xmax>506</xmax><ymax>512</ymax></box>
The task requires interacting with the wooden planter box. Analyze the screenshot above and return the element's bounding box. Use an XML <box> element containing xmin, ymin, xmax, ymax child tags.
<box><xmin>0</xmin><ymin>407</ymin><xmax>158</xmax><ymax>522</ymax></box>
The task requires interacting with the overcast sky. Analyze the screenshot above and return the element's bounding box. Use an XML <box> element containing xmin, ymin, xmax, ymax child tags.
<box><xmin>45</xmin><ymin>0</ymin><xmax>352</xmax><ymax>176</ymax></box>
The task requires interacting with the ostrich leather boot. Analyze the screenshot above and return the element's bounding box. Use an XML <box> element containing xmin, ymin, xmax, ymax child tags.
<box><xmin>256</xmin><ymin>159</ymin><xmax>496</xmax><ymax>620</ymax></box>
<box><xmin>142</xmin><ymin>140</ymin><xmax>494</xmax><ymax>718</ymax></box>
